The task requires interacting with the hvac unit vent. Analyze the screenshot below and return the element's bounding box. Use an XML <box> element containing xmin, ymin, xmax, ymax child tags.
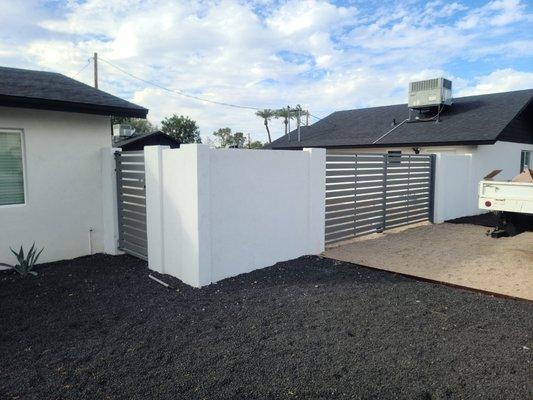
<box><xmin>113</xmin><ymin>124</ymin><xmax>135</xmax><ymax>137</ymax></box>
<box><xmin>408</xmin><ymin>78</ymin><xmax>452</xmax><ymax>109</ymax></box>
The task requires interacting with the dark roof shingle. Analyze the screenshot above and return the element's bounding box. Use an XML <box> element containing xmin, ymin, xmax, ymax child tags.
<box><xmin>0</xmin><ymin>66</ymin><xmax>148</xmax><ymax>118</ymax></box>
<box><xmin>269</xmin><ymin>89</ymin><xmax>533</xmax><ymax>149</ymax></box>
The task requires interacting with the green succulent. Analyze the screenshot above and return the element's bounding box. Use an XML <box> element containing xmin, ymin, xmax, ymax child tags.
<box><xmin>0</xmin><ymin>243</ymin><xmax>44</xmax><ymax>276</ymax></box>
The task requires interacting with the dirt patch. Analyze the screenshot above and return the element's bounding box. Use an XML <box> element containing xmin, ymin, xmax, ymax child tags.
<box><xmin>324</xmin><ymin>223</ymin><xmax>533</xmax><ymax>300</ymax></box>
<box><xmin>1</xmin><ymin>254</ymin><xmax>532</xmax><ymax>399</ymax></box>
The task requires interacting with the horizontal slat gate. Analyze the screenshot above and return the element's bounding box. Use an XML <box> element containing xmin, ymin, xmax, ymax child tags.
<box><xmin>325</xmin><ymin>152</ymin><xmax>435</xmax><ymax>244</ymax></box>
<box><xmin>115</xmin><ymin>151</ymin><xmax>148</xmax><ymax>260</ymax></box>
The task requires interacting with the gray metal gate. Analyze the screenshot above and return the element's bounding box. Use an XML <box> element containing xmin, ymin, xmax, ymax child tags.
<box><xmin>325</xmin><ymin>152</ymin><xmax>435</xmax><ymax>244</ymax></box>
<box><xmin>115</xmin><ymin>151</ymin><xmax>147</xmax><ymax>260</ymax></box>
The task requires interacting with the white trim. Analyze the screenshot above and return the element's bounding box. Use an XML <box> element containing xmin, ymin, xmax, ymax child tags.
<box><xmin>0</xmin><ymin>127</ymin><xmax>28</xmax><ymax>208</ymax></box>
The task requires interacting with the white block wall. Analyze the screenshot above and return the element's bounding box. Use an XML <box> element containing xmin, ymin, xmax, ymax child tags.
<box><xmin>145</xmin><ymin>144</ymin><xmax>326</xmax><ymax>287</ymax></box>
<box><xmin>433</xmin><ymin>141</ymin><xmax>533</xmax><ymax>222</ymax></box>
<box><xmin>0</xmin><ymin>107</ymin><xmax>112</xmax><ymax>266</ymax></box>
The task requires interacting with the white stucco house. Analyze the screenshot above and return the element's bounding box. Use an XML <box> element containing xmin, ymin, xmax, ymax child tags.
<box><xmin>268</xmin><ymin>88</ymin><xmax>533</xmax><ymax>221</ymax></box>
<box><xmin>0</xmin><ymin>66</ymin><xmax>148</xmax><ymax>266</ymax></box>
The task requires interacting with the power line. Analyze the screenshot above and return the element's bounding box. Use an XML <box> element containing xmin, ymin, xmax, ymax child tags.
<box><xmin>70</xmin><ymin>58</ymin><xmax>92</xmax><ymax>79</ymax></box>
<box><xmin>98</xmin><ymin>57</ymin><xmax>261</xmax><ymax>111</ymax></box>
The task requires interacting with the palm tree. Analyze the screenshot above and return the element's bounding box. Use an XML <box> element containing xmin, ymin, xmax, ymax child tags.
<box><xmin>275</xmin><ymin>107</ymin><xmax>294</xmax><ymax>136</ymax></box>
<box><xmin>255</xmin><ymin>109</ymin><xmax>276</xmax><ymax>144</ymax></box>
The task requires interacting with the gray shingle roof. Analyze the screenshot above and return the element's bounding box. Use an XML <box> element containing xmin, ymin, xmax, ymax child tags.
<box><xmin>269</xmin><ymin>89</ymin><xmax>533</xmax><ymax>149</ymax></box>
<box><xmin>0</xmin><ymin>66</ymin><xmax>148</xmax><ymax>118</ymax></box>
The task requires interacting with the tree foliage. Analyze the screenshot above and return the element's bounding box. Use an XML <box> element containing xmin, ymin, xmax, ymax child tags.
<box><xmin>111</xmin><ymin>117</ymin><xmax>157</xmax><ymax>134</ymax></box>
<box><xmin>255</xmin><ymin>109</ymin><xmax>276</xmax><ymax>143</ymax></box>
<box><xmin>212</xmin><ymin>127</ymin><xmax>246</xmax><ymax>148</ymax></box>
<box><xmin>248</xmin><ymin>140</ymin><xmax>264</xmax><ymax>149</ymax></box>
<box><xmin>161</xmin><ymin>114</ymin><xmax>202</xmax><ymax>144</ymax></box>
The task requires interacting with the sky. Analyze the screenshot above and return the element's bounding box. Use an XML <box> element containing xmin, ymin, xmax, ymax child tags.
<box><xmin>0</xmin><ymin>0</ymin><xmax>532</xmax><ymax>143</ymax></box>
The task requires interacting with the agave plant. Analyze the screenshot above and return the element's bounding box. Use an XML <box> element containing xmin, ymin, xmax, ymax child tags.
<box><xmin>0</xmin><ymin>243</ymin><xmax>44</xmax><ymax>276</ymax></box>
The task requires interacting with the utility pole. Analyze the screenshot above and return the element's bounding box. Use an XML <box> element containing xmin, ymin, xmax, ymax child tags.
<box><xmin>93</xmin><ymin>52</ymin><xmax>98</xmax><ymax>89</ymax></box>
<box><xmin>297</xmin><ymin>107</ymin><xmax>301</xmax><ymax>142</ymax></box>
<box><xmin>247</xmin><ymin>133</ymin><xmax>251</xmax><ymax>149</ymax></box>
<box><xmin>306</xmin><ymin>110</ymin><xmax>309</xmax><ymax>126</ymax></box>
<box><xmin>287</xmin><ymin>105</ymin><xmax>291</xmax><ymax>141</ymax></box>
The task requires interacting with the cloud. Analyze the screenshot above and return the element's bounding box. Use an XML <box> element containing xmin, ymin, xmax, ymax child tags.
<box><xmin>456</xmin><ymin>69</ymin><xmax>533</xmax><ymax>96</ymax></box>
<box><xmin>0</xmin><ymin>0</ymin><xmax>531</xmax><ymax>142</ymax></box>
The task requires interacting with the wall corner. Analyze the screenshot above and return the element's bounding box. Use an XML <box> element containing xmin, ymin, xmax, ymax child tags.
<box><xmin>195</xmin><ymin>144</ymin><xmax>213</xmax><ymax>287</ymax></box>
<box><xmin>101</xmin><ymin>147</ymin><xmax>122</xmax><ymax>255</ymax></box>
<box><xmin>145</xmin><ymin>145</ymin><xmax>169</xmax><ymax>273</ymax></box>
<box><xmin>304</xmin><ymin>147</ymin><xmax>326</xmax><ymax>253</ymax></box>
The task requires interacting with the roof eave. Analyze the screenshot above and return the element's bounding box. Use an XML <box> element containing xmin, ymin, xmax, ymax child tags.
<box><xmin>0</xmin><ymin>94</ymin><xmax>148</xmax><ymax>118</ymax></box>
<box><xmin>270</xmin><ymin>139</ymin><xmax>497</xmax><ymax>150</ymax></box>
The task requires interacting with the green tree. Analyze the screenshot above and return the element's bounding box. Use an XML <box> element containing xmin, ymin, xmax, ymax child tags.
<box><xmin>161</xmin><ymin>114</ymin><xmax>202</xmax><ymax>144</ymax></box>
<box><xmin>275</xmin><ymin>107</ymin><xmax>295</xmax><ymax>136</ymax></box>
<box><xmin>212</xmin><ymin>127</ymin><xmax>233</xmax><ymax>147</ymax></box>
<box><xmin>212</xmin><ymin>128</ymin><xmax>246</xmax><ymax>148</ymax></box>
<box><xmin>248</xmin><ymin>140</ymin><xmax>264</xmax><ymax>149</ymax></box>
<box><xmin>255</xmin><ymin>109</ymin><xmax>276</xmax><ymax>143</ymax></box>
<box><xmin>233</xmin><ymin>132</ymin><xmax>246</xmax><ymax>148</ymax></box>
<box><xmin>111</xmin><ymin>117</ymin><xmax>157</xmax><ymax>134</ymax></box>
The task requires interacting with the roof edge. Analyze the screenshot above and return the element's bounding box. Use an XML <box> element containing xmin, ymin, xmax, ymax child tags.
<box><xmin>0</xmin><ymin>94</ymin><xmax>148</xmax><ymax>118</ymax></box>
<box><xmin>269</xmin><ymin>139</ymin><xmax>497</xmax><ymax>150</ymax></box>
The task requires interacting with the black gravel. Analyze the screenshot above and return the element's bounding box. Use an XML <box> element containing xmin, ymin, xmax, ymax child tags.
<box><xmin>1</xmin><ymin>254</ymin><xmax>532</xmax><ymax>400</ymax></box>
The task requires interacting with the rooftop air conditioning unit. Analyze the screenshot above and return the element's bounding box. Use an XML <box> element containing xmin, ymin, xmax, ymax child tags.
<box><xmin>113</xmin><ymin>124</ymin><xmax>135</xmax><ymax>137</ymax></box>
<box><xmin>408</xmin><ymin>78</ymin><xmax>452</xmax><ymax>109</ymax></box>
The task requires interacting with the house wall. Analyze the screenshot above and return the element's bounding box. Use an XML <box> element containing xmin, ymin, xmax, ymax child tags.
<box><xmin>145</xmin><ymin>144</ymin><xmax>326</xmax><ymax>288</ymax></box>
<box><xmin>328</xmin><ymin>141</ymin><xmax>533</xmax><ymax>222</ymax></box>
<box><xmin>0</xmin><ymin>107</ymin><xmax>111</xmax><ymax>266</ymax></box>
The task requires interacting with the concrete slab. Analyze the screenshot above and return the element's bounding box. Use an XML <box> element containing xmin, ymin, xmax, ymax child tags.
<box><xmin>324</xmin><ymin>222</ymin><xmax>533</xmax><ymax>301</ymax></box>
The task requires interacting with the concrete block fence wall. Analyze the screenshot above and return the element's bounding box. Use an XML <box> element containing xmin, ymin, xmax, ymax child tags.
<box><xmin>145</xmin><ymin>144</ymin><xmax>326</xmax><ymax>288</ymax></box>
<box><xmin>432</xmin><ymin>141</ymin><xmax>533</xmax><ymax>223</ymax></box>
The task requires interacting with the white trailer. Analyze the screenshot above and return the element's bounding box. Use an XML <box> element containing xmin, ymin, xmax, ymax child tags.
<box><xmin>478</xmin><ymin>180</ymin><xmax>533</xmax><ymax>214</ymax></box>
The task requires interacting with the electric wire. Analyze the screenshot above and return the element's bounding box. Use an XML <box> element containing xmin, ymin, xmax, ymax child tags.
<box><xmin>98</xmin><ymin>57</ymin><xmax>262</xmax><ymax>111</ymax></box>
<box><xmin>70</xmin><ymin>59</ymin><xmax>92</xmax><ymax>79</ymax></box>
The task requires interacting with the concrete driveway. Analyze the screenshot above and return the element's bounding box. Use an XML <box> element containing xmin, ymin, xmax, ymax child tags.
<box><xmin>324</xmin><ymin>222</ymin><xmax>533</xmax><ymax>301</ymax></box>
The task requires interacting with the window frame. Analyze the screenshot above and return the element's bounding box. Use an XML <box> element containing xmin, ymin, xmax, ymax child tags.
<box><xmin>0</xmin><ymin>128</ymin><xmax>27</xmax><ymax>208</ymax></box>
<box><xmin>387</xmin><ymin>150</ymin><xmax>402</xmax><ymax>164</ymax></box>
<box><xmin>520</xmin><ymin>150</ymin><xmax>532</xmax><ymax>173</ymax></box>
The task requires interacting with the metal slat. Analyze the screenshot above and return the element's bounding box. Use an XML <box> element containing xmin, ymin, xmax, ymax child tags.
<box><xmin>120</xmin><ymin>203</ymin><xmax>145</xmax><ymax>214</ymax></box>
<box><xmin>121</xmin><ymin>187</ymin><xmax>146</xmax><ymax>196</ymax></box>
<box><xmin>118</xmin><ymin>155</ymin><xmax>144</xmax><ymax>163</ymax></box>
<box><xmin>386</xmin><ymin>207</ymin><xmax>429</xmax><ymax>221</ymax></box>
<box><xmin>117</xmin><ymin>163</ymin><xmax>145</xmax><ymax>172</ymax></box>
<box><xmin>120</xmin><ymin>179</ymin><xmax>145</xmax><ymax>189</ymax></box>
<box><xmin>324</xmin><ymin>151</ymin><xmax>435</xmax><ymax>244</ymax></box>
<box><xmin>121</xmin><ymin>230</ymin><xmax>147</xmax><ymax>246</ymax></box>
<box><xmin>115</xmin><ymin>151</ymin><xmax>148</xmax><ymax>261</ymax></box>
<box><xmin>118</xmin><ymin>240</ymin><xmax>147</xmax><ymax>258</ymax></box>
<box><xmin>121</xmin><ymin>194</ymin><xmax>147</xmax><ymax>205</ymax></box>
<box><xmin>326</xmin><ymin>182</ymin><xmax>357</xmax><ymax>191</ymax></box>
<box><xmin>386</xmin><ymin>214</ymin><xmax>428</xmax><ymax>227</ymax></box>
<box><xmin>120</xmin><ymin>171</ymin><xmax>145</xmax><ymax>179</ymax></box>
<box><xmin>120</xmin><ymin>217</ymin><xmax>147</xmax><ymax>231</ymax></box>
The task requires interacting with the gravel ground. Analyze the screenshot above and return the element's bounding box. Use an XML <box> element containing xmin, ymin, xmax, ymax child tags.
<box><xmin>324</xmin><ymin>223</ymin><xmax>533</xmax><ymax>300</ymax></box>
<box><xmin>1</xmin><ymin>254</ymin><xmax>532</xmax><ymax>400</ymax></box>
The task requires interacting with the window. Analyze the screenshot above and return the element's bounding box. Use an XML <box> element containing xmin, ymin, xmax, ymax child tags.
<box><xmin>521</xmin><ymin>150</ymin><xmax>532</xmax><ymax>172</ymax></box>
<box><xmin>0</xmin><ymin>130</ymin><xmax>25</xmax><ymax>206</ymax></box>
<box><xmin>388</xmin><ymin>150</ymin><xmax>402</xmax><ymax>164</ymax></box>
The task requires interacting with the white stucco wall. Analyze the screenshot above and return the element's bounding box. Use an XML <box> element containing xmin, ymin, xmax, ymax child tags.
<box><xmin>331</xmin><ymin>141</ymin><xmax>533</xmax><ymax>222</ymax></box>
<box><xmin>145</xmin><ymin>144</ymin><xmax>326</xmax><ymax>287</ymax></box>
<box><xmin>0</xmin><ymin>107</ymin><xmax>111</xmax><ymax>266</ymax></box>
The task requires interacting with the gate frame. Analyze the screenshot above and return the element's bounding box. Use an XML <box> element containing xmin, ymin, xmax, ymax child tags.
<box><xmin>115</xmin><ymin>150</ymin><xmax>148</xmax><ymax>260</ymax></box>
<box><xmin>325</xmin><ymin>151</ymin><xmax>436</xmax><ymax>245</ymax></box>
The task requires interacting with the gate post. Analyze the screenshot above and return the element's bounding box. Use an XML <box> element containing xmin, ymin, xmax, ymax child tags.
<box><xmin>145</xmin><ymin>146</ymin><xmax>169</xmax><ymax>273</ymax></box>
<box><xmin>101</xmin><ymin>147</ymin><xmax>123</xmax><ymax>255</ymax></box>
